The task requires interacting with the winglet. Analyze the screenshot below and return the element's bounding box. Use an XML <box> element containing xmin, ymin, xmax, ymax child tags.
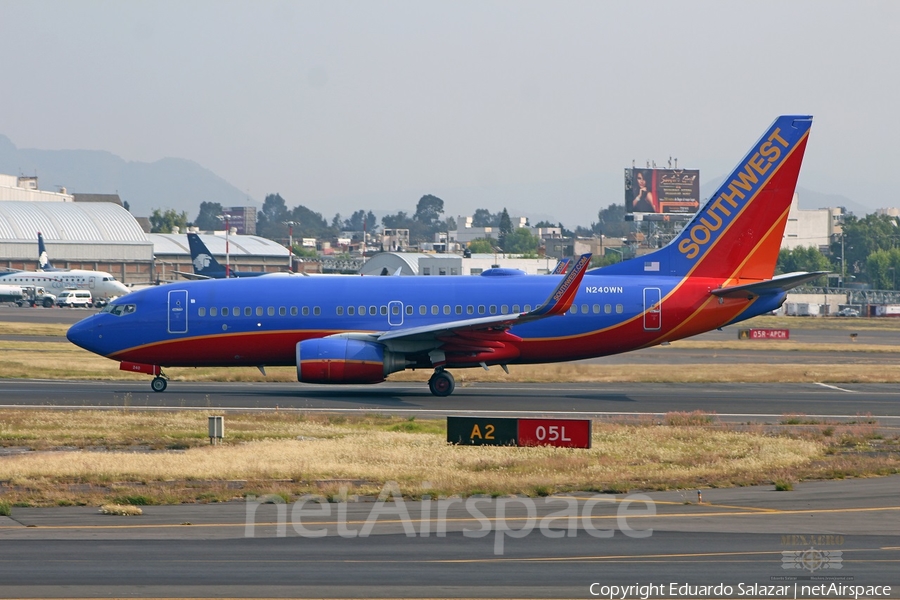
<box><xmin>531</xmin><ymin>253</ymin><xmax>591</xmax><ymax>317</ymax></box>
<box><xmin>550</xmin><ymin>257</ymin><xmax>570</xmax><ymax>275</ymax></box>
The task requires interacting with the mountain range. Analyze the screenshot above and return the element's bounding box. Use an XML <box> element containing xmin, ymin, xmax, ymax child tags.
<box><xmin>0</xmin><ymin>135</ymin><xmax>252</xmax><ymax>218</ymax></box>
<box><xmin>0</xmin><ymin>135</ymin><xmax>870</xmax><ymax>229</ymax></box>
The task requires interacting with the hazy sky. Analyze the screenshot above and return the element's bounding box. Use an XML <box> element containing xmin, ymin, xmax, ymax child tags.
<box><xmin>1</xmin><ymin>0</ymin><xmax>898</xmax><ymax>226</ymax></box>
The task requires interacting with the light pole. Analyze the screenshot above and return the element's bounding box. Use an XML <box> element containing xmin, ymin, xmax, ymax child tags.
<box><xmin>217</xmin><ymin>213</ymin><xmax>232</xmax><ymax>278</ymax></box>
<box><xmin>283</xmin><ymin>221</ymin><xmax>296</xmax><ymax>272</ymax></box>
<box><xmin>890</xmin><ymin>266</ymin><xmax>895</xmax><ymax>291</ymax></box>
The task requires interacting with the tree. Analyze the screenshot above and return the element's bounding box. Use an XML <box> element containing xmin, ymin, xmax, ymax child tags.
<box><xmin>866</xmin><ymin>248</ymin><xmax>900</xmax><ymax>290</ymax></box>
<box><xmin>194</xmin><ymin>201</ymin><xmax>224</xmax><ymax>231</ymax></box>
<box><xmin>592</xmin><ymin>204</ymin><xmax>629</xmax><ymax>237</ymax></box>
<box><xmin>257</xmin><ymin>194</ymin><xmax>290</xmax><ymax>240</ymax></box>
<box><xmin>504</xmin><ymin>228</ymin><xmax>540</xmax><ymax>255</ymax></box>
<box><xmin>342</xmin><ymin>210</ymin><xmax>377</xmax><ymax>232</ymax></box>
<box><xmin>467</xmin><ymin>238</ymin><xmax>496</xmax><ymax>254</ymax></box>
<box><xmin>498</xmin><ymin>208</ymin><xmax>513</xmax><ymax>250</ymax></box>
<box><xmin>289</xmin><ymin>205</ymin><xmax>331</xmax><ymax>238</ymax></box>
<box><xmin>776</xmin><ymin>246</ymin><xmax>831</xmax><ymax>285</ymax></box>
<box><xmin>149</xmin><ymin>208</ymin><xmax>188</xmax><ymax>233</ymax></box>
<box><xmin>831</xmin><ymin>214</ymin><xmax>900</xmax><ymax>283</ymax></box>
<box><xmin>472</xmin><ymin>208</ymin><xmax>498</xmax><ymax>227</ymax></box>
<box><xmin>414</xmin><ymin>194</ymin><xmax>444</xmax><ymax>227</ymax></box>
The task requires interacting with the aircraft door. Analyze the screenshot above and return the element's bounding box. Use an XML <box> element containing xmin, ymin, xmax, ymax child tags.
<box><xmin>89</xmin><ymin>276</ymin><xmax>96</xmax><ymax>290</ymax></box>
<box><xmin>388</xmin><ymin>301</ymin><xmax>403</xmax><ymax>327</ymax></box>
<box><xmin>168</xmin><ymin>290</ymin><xmax>189</xmax><ymax>334</ymax></box>
<box><xmin>643</xmin><ymin>287</ymin><xmax>661</xmax><ymax>331</ymax></box>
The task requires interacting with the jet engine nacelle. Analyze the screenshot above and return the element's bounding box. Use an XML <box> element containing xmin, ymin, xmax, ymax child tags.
<box><xmin>296</xmin><ymin>338</ymin><xmax>405</xmax><ymax>384</ymax></box>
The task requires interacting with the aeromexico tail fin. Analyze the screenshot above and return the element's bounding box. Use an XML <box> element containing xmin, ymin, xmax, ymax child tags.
<box><xmin>38</xmin><ymin>232</ymin><xmax>55</xmax><ymax>271</ymax></box>
<box><xmin>187</xmin><ymin>233</ymin><xmax>225</xmax><ymax>276</ymax></box>
<box><xmin>595</xmin><ymin>116</ymin><xmax>812</xmax><ymax>282</ymax></box>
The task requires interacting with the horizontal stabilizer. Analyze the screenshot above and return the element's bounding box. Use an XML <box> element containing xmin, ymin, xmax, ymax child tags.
<box><xmin>710</xmin><ymin>271</ymin><xmax>828</xmax><ymax>299</ymax></box>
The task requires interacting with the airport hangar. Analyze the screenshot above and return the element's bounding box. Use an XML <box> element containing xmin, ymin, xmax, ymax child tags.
<box><xmin>0</xmin><ymin>200</ymin><xmax>289</xmax><ymax>285</ymax></box>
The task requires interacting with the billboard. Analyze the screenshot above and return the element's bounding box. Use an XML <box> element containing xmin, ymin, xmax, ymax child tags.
<box><xmin>624</xmin><ymin>168</ymin><xmax>700</xmax><ymax>214</ymax></box>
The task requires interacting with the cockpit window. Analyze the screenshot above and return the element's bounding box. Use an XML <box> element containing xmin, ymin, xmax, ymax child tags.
<box><xmin>101</xmin><ymin>303</ymin><xmax>137</xmax><ymax>316</ymax></box>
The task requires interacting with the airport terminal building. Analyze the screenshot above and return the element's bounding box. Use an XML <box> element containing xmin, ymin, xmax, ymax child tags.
<box><xmin>0</xmin><ymin>175</ymin><xmax>288</xmax><ymax>284</ymax></box>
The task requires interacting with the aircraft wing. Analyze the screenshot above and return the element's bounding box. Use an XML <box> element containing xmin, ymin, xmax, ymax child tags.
<box><xmin>172</xmin><ymin>270</ymin><xmax>213</xmax><ymax>281</ymax></box>
<box><xmin>374</xmin><ymin>253</ymin><xmax>592</xmax><ymax>343</ymax></box>
<box><xmin>710</xmin><ymin>271</ymin><xmax>828</xmax><ymax>299</ymax></box>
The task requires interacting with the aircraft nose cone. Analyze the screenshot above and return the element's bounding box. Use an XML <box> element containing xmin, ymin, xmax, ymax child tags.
<box><xmin>67</xmin><ymin>317</ymin><xmax>101</xmax><ymax>354</ymax></box>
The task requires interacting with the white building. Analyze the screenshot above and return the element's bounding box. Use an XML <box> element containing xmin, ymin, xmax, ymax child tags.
<box><xmin>358</xmin><ymin>252</ymin><xmax>561</xmax><ymax>276</ymax></box>
<box><xmin>0</xmin><ymin>174</ymin><xmax>73</xmax><ymax>202</ymax></box>
<box><xmin>781</xmin><ymin>193</ymin><xmax>844</xmax><ymax>251</ymax></box>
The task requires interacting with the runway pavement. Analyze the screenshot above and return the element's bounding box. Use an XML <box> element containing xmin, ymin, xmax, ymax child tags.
<box><xmin>0</xmin><ymin>477</ymin><xmax>897</xmax><ymax>597</ymax></box>
<box><xmin>2</xmin><ymin>379</ymin><xmax>899</xmax><ymax>423</ymax></box>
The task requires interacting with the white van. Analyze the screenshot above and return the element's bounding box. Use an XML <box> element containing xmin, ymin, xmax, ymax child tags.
<box><xmin>57</xmin><ymin>290</ymin><xmax>93</xmax><ymax>308</ymax></box>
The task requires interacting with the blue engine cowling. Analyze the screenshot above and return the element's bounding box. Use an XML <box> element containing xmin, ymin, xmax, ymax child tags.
<box><xmin>296</xmin><ymin>338</ymin><xmax>406</xmax><ymax>384</ymax></box>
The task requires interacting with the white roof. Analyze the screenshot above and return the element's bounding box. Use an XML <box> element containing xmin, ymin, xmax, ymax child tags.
<box><xmin>148</xmin><ymin>233</ymin><xmax>289</xmax><ymax>258</ymax></box>
<box><xmin>0</xmin><ymin>201</ymin><xmax>147</xmax><ymax>242</ymax></box>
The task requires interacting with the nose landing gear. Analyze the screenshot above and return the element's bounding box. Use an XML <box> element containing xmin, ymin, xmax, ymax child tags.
<box><xmin>150</xmin><ymin>376</ymin><xmax>168</xmax><ymax>393</ymax></box>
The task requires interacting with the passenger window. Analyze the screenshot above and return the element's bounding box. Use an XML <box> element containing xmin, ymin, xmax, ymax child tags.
<box><xmin>314</xmin><ymin>307</ymin><xmax>321</xmax><ymax>316</ymax></box>
<box><xmin>392</xmin><ymin>305</ymin><xmax>400</xmax><ymax>315</ymax></box>
<box><xmin>210</xmin><ymin>307</ymin><xmax>218</xmax><ymax>316</ymax></box>
<box><xmin>455</xmin><ymin>305</ymin><xmax>462</xmax><ymax>315</ymax></box>
<box><xmin>467</xmin><ymin>305</ymin><xmax>474</xmax><ymax>315</ymax></box>
<box><xmin>279</xmin><ymin>306</ymin><xmax>286</xmax><ymax>316</ymax></box>
<box><xmin>302</xmin><ymin>307</ymin><xmax>310</xmax><ymax>316</ymax></box>
<box><xmin>593</xmin><ymin>304</ymin><xmax>600</xmax><ymax>314</ymax></box>
<box><xmin>512</xmin><ymin>304</ymin><xmax>520</xmax><ymax>313</ymax></box>
<box><xmin>256</xmin><ymin>307</ymin><xmax>263</xmax><ymax>316</ymax></box>
<box><xmin>233</xmin><ymin>307</ymin><xmax>240</xmax><ymax>316</ymax></box>
<box><xmin>267</xmin><ymin>307</ymin><xmax>275</xmax><ymax>316</ymax></box>
<box><xmin>290</xmin><ymin>307</ymin><xmax>298</xmax><ymax>316</ymax></box>
<box><xmin>369</xmin><ymin>306</ymin><xmax>377</xmax><ymax>316</ymax></box>
<box><xmin>501</xmin><ymin>305</ymin><xmax>509</xmax><ymax>314</ymax></box>
<box><xmin>419</xmin><ymin>305</ymin><xmax>426</xmax><ymax>315</ymax></box>
<box><xmin>582</xmin><ymin>304</ymin><xmax>588</xmax><ymax>314</ymax></box>
<box><xmin>489</xmin><ymin>305</ymin><xmax>497</xmax><ymax>315</ymax></box>
<box><xmin>348</xmin><ymin>306</ymin><xmax>355</xmax><ymax>316</ymax></box>
<box><xmin>358</xmin><ymin>306</ymin><xmax>365</xmax><ymax>316</ymax></box>
<box><xmin>616</xmin><ymin>304</ymin><xmax>624</xmax><ymax>314</ymax></box>
<box><xmin>244</xmin><ymin>307</ymin><xmax>252</xmax><ymax>316</ymax></box>
<box><xmin>221</xmin><ymin>307</ymin><xmax>229</xmax><ymax>316</ymax></box>
<box><xmin>336</xmin><ymin>306</ymin><xmax>344</xmax><ymax>316</ymax></box>
<box><xmin>478</xmin><ymin>305</ymin><xmax>485</xmax><ymax>315</ymax></box>
<box><xmin>569</xmin><ymin>305</ymin><xmax>577</xmax><ymax>314</ymax></box>
<box><xmin>380</xmin><ymin>306</ymin><xmax>387</xmax><ymax>316</ymax></box>
<box><xmin>198</xmin><ymin>307</ymin><xmax>206</xmax><ymax>317</ymax></box>
<box><xmin>406</xmin><ymin>305</ymin><xmax>413</xmax><ymax>315</ymax></box>
<box><xmin>524</xmin><ymin>304</ymin><xmax>531</xmax><ymax>312</ymax></box>
<box><xmin>431</xmin><ymin>305</ymin><xmax>439</xmax><ymax>315</ymax></box>
<box><xmin>443</xmin><ymin>305</ymin><xmax>450</xmax><ymax>315</ymax></box>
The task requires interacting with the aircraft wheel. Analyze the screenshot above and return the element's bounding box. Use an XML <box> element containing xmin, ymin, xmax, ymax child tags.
<box><xmin>428</xmin><ymin>370</ymin><xmax>455</xmax><ymax>397</ymax></box>
<box><xmin>151</xmin><ymin>377</ymin><xmax>168</xmax><ymax>393</ymax></box>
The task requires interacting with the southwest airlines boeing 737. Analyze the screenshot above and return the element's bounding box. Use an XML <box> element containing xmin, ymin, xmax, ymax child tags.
<box><xmin>68</xmin><ymin>116</ymin><xmax>816</xmax><ymax>396</ymax></box>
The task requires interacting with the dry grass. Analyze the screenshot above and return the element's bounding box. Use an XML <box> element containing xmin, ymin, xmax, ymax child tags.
<box><xmin>0</xmin><ymin>410</ymin><xmax>896</xmax><ymax>506</ymax></box>
<box><xmin>99</xmin><ymin>504</ymin><xmax>143</xmax><ymax>516</ymax></box>
<box><xmin>0</xmin><ymin>321</ymin><xmax>70</xmax><ymax>337</ymax></box>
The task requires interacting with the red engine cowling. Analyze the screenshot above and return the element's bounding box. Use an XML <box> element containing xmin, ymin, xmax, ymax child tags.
<box><xmin>296</xmin><ymin>338</ymin><xmax>405</xmax><ymax>384</ymax></box>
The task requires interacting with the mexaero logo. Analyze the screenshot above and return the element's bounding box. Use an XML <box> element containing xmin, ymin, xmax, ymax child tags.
<box><xmin>193</xmin><ymin>253</ymin><xmax>212</xmax><ymax>270</ymax></box>
<box><xmin>678</xmin><ymin>128</ymin><xmax>790</xmax><ymax>260</ymax></box>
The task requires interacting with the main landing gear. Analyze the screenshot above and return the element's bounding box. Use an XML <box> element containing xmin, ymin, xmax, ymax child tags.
<box><xmin>428</xmin><ymin>369</ymin><xmax>455</xmax><ymax>397</ymax></box>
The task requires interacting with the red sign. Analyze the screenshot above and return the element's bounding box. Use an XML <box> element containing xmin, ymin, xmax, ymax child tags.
<box><xmin>517</xmin><ymin>419</ymin><xmax>592</xmax><ymax>449</ymax></box>
<box><xmin>749</xmin><ymin>328</ymin><xmax>790</xmax><ymax>340</ymax></box>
